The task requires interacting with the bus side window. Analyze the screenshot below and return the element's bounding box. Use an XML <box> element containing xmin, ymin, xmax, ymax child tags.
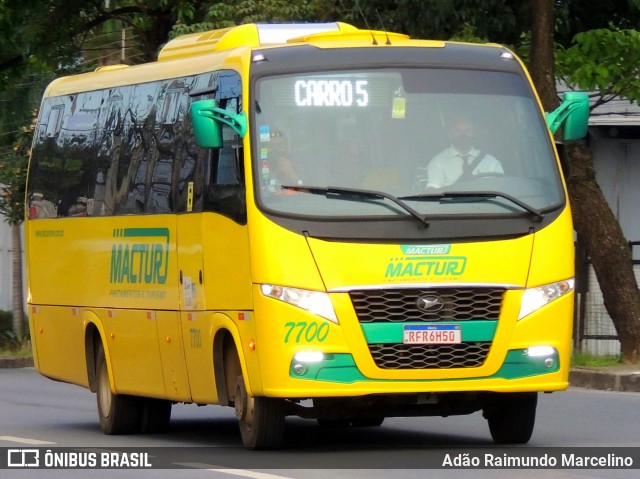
<box><xmin>203</xmin><ymin>122</ymin><xmax>246</xmax><ymax>224</ymax></box>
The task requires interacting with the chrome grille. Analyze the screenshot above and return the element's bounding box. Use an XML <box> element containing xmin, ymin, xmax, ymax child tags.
<box><xmin>349</xmin><ymin>288</ymin><xmax>503</xmax><ymax>323</ymax></box>
<box><xmin>369</xmin><ymin>342</ymin><xmax>491</xmax><ymax>369</ymax></box>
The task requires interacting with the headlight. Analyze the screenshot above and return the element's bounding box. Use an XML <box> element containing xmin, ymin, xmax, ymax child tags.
<box><xmin>518</xmin><ymin>279</ymin><xmax>574</xmax><ymax>320</ymax></box>
<box><xmin>260</xmin><ymin>284</ymin><xmax>338</xmax><ymax>323</ymax></box>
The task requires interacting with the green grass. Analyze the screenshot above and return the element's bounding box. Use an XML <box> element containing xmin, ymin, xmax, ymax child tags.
<box><xmin>571</xmin><ymin>352</ymin><xmax>623</xmax><ymax>368</ymax></box>
<box><xmin>0</xmin><ymin>330</ymin><xmax>32</xmax><ymax>359</ymax></box>
<box><xmin>0</xmin><ymin>344</ymin><xmax>32</xmax><ymax>358</ymax></box>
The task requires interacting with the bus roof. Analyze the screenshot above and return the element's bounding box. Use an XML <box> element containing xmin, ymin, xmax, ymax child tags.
<box><xmin>157</xmin><ymin>23</ymin><xmax>358</xmax><ymax>61</ymax></box>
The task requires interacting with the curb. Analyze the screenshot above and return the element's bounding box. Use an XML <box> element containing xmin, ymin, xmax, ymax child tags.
<box><xmin>0</xmin><ymin>357</ymin><xmax>34</xmax><ymax>369</ymax></box>
<box><xmin>569</xmin><ymin>367</ymin><xmax>640</xmax><ymax>392</ymax></box>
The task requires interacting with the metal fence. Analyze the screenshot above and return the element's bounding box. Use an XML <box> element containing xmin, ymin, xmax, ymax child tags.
<box><xmin>572</xmin><ymin>241</ymin><xmax>640</xmax><ymax>356</ymax></box>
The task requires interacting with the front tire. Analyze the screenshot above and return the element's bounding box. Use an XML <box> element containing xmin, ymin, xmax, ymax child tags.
<box><xmin>484</xmin><ymin>392</ymin><xmax>537</xmax><ymax>444</ymax></box>
<box><xmin>235</xmin><ymin>376</ymin><xmax>285</xmax><ymax>449</ymax></box>
<box><xmin>96</xmin><ymin>344</ymin><xmax>142</xmax><ymax>435</ymax></box>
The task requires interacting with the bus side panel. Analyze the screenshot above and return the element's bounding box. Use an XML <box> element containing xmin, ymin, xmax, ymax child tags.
<box><xmin>26</xmin><ymin>216</ymin><xmax>180</xmax><ymax>312</ymax></box>
<box><xmin>182</xmin><ymin>311</ymin><xmax>262</xmax><ymax>404</ymax></box>
<box><xmin>179</xmin><ymin>214</ymin><xmax>254</xmax><ymax>403</ymax></box>
<box><xmin>156</xmin><ymin>310</ymin><xmax>191</xmax><ymax>401</ymax></box>
<box><xmin>28</xmin><ymin>213</ymin><xmax>185</xmax><ymax>399</ymax></box>
<box><xmin>181</xmin><ymin>310</ymin><xmax>218</xmax><ymax>404</ymax></box>
<box><xmin>29</xmin><ymin>305</ymin><xmax>88</xmax><ymax>387</ymax></box>
<box><xmin>201</xmin><ymin>214</ymin><xmax>253</xmax><ymax>311</ymax></box>
<box><xmin>102</xmin><ymin>308</ymin><xmax>166</xmax><ymax>398</ymax></box>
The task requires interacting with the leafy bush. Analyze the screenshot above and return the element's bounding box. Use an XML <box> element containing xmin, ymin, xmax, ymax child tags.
<box><xmin>571</xmin><ymin>352</ymin><xmax>623</xmax><ymax>367</ymax></box>
<box><xmin>0</xmin><ymin>310</ymin><xmax>13</xmax><ymax>332</ymax></box>
<box><xmin>0</xmin><ymin>310</ymin><xmax>30</xmax><ymax>350</ymax></box>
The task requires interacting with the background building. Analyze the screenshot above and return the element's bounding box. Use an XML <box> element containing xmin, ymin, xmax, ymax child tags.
<box><xmin>0</xmin><ymin>222</ymin><xmax>22</xmax><ymax>312</ymax></box>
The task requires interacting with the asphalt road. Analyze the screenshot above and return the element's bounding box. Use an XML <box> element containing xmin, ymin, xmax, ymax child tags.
<box><xmin>1</xmin><ymin>367</ymin><xmax>639</xmax><ymax>478</ymax></box>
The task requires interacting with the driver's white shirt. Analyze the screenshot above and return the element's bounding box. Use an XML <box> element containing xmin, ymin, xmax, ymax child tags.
<box><xmin>425</xmin><ymin>147</ymin><xmax>502</xmax><ymax>189</ymax></box>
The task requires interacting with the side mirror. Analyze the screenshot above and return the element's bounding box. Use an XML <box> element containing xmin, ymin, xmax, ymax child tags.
<box><xmin>190</xmin><ymin>99</ymin><xmax>248</xmax><ymax>148</ymax></box>
<box><xmin>546</xmin><ymin>92</ymin><xmax>589</xmax><ymax>141</ymax></box>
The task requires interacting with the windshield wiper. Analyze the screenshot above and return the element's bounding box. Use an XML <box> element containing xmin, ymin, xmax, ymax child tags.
<box><xmin>399</xmin><ymin>191</ymin><xmax>544</xmax><ymax>223</ymax></box>
<box><xmin>281</xmin><ymin>185</ymin><xmax>430</xmax><ymax>227</ymax></box>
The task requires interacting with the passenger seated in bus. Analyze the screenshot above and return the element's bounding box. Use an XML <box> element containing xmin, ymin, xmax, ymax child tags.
<box><xmin>68</xmin><ymin>196</ymin><xmax>89</xmax><ymax>216</ymax></box>
<box><xmin>29</xmin><ymin>192</ymin><xmax>57</xmax><ymax>219</ymax></box>
<box><xmin>424</xmin><ymin>114</ymin><xmax>502</xmax><ymax>189</ymax></box>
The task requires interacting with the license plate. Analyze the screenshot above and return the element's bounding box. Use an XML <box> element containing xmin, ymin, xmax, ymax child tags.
<box><xmin>403</xmin><ymin>324</ymin><xmax>461</xmax><ymax>344</ymax></box>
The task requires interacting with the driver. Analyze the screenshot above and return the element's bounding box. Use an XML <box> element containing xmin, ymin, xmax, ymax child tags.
<box><xmin>424</xmin><ymin>114</ymin><xmax>503</xmax><ymax>189</ymax></box>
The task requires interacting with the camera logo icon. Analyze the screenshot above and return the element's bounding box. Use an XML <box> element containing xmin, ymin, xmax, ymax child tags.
<box><xmin>7</xmin><ymin>449</ymin><xmax>40</xmax><ymax>467</ymax></box>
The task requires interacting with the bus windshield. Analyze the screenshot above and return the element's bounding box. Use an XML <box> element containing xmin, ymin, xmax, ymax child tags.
<box><xmin>253</xmin><ymin>68</ymin><xmax>562</xmax><ymax>219</ymax></box>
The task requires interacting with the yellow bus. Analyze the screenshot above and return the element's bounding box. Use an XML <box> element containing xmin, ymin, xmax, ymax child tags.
<box><xmin>26</xmin><ymin>22</ymin><xmax>588</xmax><ymax>449</ymax></box>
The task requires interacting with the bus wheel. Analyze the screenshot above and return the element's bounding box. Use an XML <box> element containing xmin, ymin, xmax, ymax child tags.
<box><xmin>484</xmin><ymin>392</ymin><xmax>537</xmax><ymax>444</ymax></box>
<box><xmin>96</xmin><ymin>345</ymin><xmax>142</xmax><ymax>435</ymax></box>
<box><xmin>235</xmin><ymin>375</ymin><xmax>285</xmax><ymax>449</ymax></box>
<box><xmin>141</xmin><ymin>398</ymin><xmax>172</xmax><ymax>434</ymax></box>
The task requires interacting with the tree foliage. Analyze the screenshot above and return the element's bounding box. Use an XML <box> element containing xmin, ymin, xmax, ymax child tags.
<box><xmin>0</xmin><ymin>118</ymin><xmax>31</xmax><ymax>338</ymax></box>
<box><xmin>0</xmin><ymin>124</ymin><xmax>31</xmax><ymax>226</ymax></box>
<box><xmin>557</xmin><ymin>28</ymin><xmax>640</xmax><ymax>108</ymax></box>
<box><xmin>171</xmin><ymin>0</ymin><xmax>334</xmax><ymax>36</ymax></box>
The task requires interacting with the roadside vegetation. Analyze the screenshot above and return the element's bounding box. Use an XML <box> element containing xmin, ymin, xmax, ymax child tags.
<box><xmin>571</xmin><ymin>352</ymin><xmax>623</xmax><ymax>368</ymax></box>
<box><xmin>0</xmin><ymin>310</ymin><xmax>30</xmax><ymax>358</ymax></box>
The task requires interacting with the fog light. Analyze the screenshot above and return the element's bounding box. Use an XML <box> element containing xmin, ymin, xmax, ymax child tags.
<box><xmin>293</xmin><ymin>351</ymin><xmax>324</xmax><ymax>363</ymax></box>
<box><xmin>544</xmin><ymin>357</ymin><xmax>555</xmax><ymax>368</ymax></box>
<box><xmin>292</xmin><ymin>363</ymin><xmax>307</xmax><ymax>376</ymax></box>
<box><xmin>526</xmin><ymin>346</ymin><xmax>556</xmax><ymax>358</ymax></box>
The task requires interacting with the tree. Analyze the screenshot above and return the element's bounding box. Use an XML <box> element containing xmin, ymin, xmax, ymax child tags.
<box><xmin>0</xmin><ymin>0</ymin><xmax>207</xmax><ymax>86</ymax></box>
<box><xmin>557</xmin><ymin>28</ymin><xmax>640</xmax><ymax>361</ymax></box>
<box><xmin>529</xmin><ymin>3</ymin><xmax>640</xmax><ymax>361</ymax></box>
<box><xmin>528</xmin><ymin>0</ymin><xmax>558</xmax><ymax>110</ymax></box>
<box><xmin>0</xmin><ymin>123</ymin><xmax>32</xmax><ymax>338</ymax></box>
<box><xmin>170</xmin><ymin>0</ymin><xmax>333</xmax><ymax>36</ymax></box>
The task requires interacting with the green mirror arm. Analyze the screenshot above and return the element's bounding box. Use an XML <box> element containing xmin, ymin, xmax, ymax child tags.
<box><xmin>545</xmin><ymin>92</ymin><xmax>589</xmax><ymax>134</ymax></box>
<box><xmin>196</xmin><ymin>108</ymin><xmax>248</xmax><ymax>138</ymax></box>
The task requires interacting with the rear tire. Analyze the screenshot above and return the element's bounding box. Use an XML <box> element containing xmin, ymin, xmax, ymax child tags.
<box><xmin>235</xmin><ymin>375</ymin><xmax>285</xmax><ymax>449</ymax></box>
<box><xmin>96</xmin><ymin>344</ymin><xmax>142</xmax><ymax>435</ymax></box>
<box><xmin>484</xmin><ymin>392</ymin><xmax>537</xmax><ymax>444</ymax></box>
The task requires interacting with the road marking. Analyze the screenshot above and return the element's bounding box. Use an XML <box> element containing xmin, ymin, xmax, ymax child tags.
<box><xmin>176</xmin><ymin>463</ymin><xmax>293</xmax><ymax>479</ymax></box>
<box><xmin>0</xmin><ymin>436</ymin><xmax>56</xmax><ymax>445</ymax></box>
